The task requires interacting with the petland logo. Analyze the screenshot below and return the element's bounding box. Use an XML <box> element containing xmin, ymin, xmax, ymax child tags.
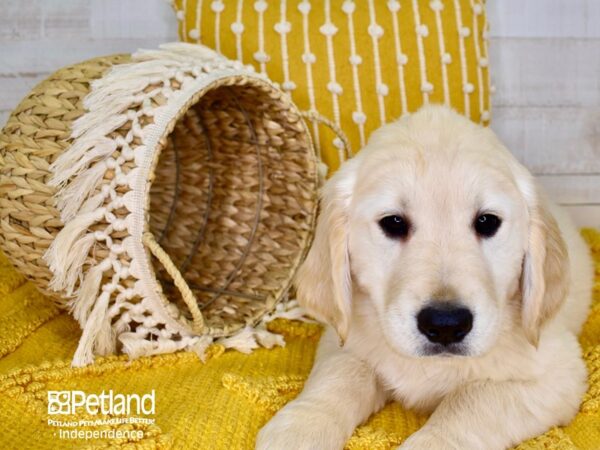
<box><xmin>48</xmin><ymin>390</ymin><xmax>155</xmax><ymax>415</ymax></box>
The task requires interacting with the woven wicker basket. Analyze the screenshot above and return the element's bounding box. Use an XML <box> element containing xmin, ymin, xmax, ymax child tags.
<box><xmin>0</xmin><ymin>44</ymin><xmax>319</xmax><ymax>365</ymax></box>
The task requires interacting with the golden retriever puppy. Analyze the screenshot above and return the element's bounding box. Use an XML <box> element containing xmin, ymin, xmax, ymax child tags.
<box><xmin>256</xmin><ymin>105</ymin><xmax>594</xmax><ymax>450</ymax></box>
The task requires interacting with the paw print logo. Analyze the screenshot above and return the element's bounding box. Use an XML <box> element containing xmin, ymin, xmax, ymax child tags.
<box><xmin>48</xmin><ymin>391</ymin><xmax>71</xmax><ymax>415</ymax></box>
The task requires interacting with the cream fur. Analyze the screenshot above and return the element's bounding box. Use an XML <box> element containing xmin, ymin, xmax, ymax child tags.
<box><xmin>256</xmin><ymin>105</ymin><xmax>594</xmax><ymax>450</ymax></box>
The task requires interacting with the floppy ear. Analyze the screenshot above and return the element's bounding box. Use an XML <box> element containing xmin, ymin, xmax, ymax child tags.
<box><xmin>521</xmin><ymin>186</ymin><xmax>569</xmax><ymax>346</ymax></box>
<box><xmin>294</xmin><ymin>159</ymin><xmax>358</xmax><ymax>344</ymax></box>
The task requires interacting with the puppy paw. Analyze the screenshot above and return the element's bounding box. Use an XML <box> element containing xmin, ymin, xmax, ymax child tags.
<box><xmin>255</xmin><ymin>420</ymin><xmax>313</xmax><ymax>450</ymax></box>
<box><xmin>255</xmin><ymin>403</ymin><xmax>347</xmax><ymax>450</ymax></box>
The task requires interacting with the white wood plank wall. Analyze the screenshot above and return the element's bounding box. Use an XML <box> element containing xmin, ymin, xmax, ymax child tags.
<box><xmin>488</xmin><ymin>0</ymin><xmax>600</xmax><ymax>227</ymax></box>
<box><xmin>0</xmin><ymin>0</ymin><xmax>598</xmax><ymax>226</ymax></box>
<box><xmin>0</xmin><ymin>0</ymin><xmax>177</xmax><ymax>125</ymax></box>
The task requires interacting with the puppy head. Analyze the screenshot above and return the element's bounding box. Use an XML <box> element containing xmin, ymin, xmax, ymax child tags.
<box><xmin>295</xmin><ymin>105</ymin><xmax>569</xmax><ymax>357</ymax></box>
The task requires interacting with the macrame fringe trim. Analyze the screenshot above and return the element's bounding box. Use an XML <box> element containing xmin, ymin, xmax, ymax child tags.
<box><xmin>118</xmin><ymin>298</ymin><xmax>314</xmax><ymax>365</ymax></box>
<box><xmin>214</xmin><ymin>299</ymin><xmax>315</xmax><ymax>358</ymax></box>
<box><xmin>44</xmin><ymin>43</ymin><xmax>230</xmax><ymax>367</ymax></box>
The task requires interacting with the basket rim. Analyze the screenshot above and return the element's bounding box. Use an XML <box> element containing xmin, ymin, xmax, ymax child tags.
<box><xmin>137</xmin><ymin>71</ymin><xmax>319</xmax><ymax>338</ymax></box>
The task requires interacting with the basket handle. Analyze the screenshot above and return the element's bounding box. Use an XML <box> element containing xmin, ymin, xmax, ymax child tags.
<box><xmin>142</xmin><ymin>232</ymin><xmax>206</xmax><ymax>333</ymax></box>
<box><xmin>300</xmin><ymin>110</ymin><xmax>353</xmax><ymax>160</ymax></box>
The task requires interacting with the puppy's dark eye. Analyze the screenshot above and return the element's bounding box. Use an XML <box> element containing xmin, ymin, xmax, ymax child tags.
<box><xmin>474</xmin><ymin>213</ymin><xmax>501</xmax><ymax>238</ymax></box>
<box><xmin>379</xmin><ymin>215</ymin><xmax>410</xmax><ymax>239</ymax></box>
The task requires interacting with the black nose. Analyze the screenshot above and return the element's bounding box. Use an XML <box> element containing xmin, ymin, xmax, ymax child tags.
<box><xmin>417</xmin><ymin>305</ymin><xmax>473</xmax><ymax>345</ymax></box>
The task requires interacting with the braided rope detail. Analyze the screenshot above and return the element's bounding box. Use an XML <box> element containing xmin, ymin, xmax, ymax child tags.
<box><xmin>300</xmin><ymin>110</ymin><xmax>352</xmax><ymax>159</ymax></box>
<box><xmin>143</xmin><ymin>232</ymin><xmax>206</xmax><ymax>333</ymax></box>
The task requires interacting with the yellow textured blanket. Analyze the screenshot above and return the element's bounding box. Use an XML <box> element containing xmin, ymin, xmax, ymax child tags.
<box><xmin>1</xmin><ymin>230</ymin><xmax>599</xmax><ymax>449</ymax></box>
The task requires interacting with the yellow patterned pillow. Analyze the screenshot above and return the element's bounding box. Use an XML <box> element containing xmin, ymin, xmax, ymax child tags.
<box><xmin>172</xmin><ymin>0</ymin><xmax>490</xmax><ymax>173</ymax></box>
